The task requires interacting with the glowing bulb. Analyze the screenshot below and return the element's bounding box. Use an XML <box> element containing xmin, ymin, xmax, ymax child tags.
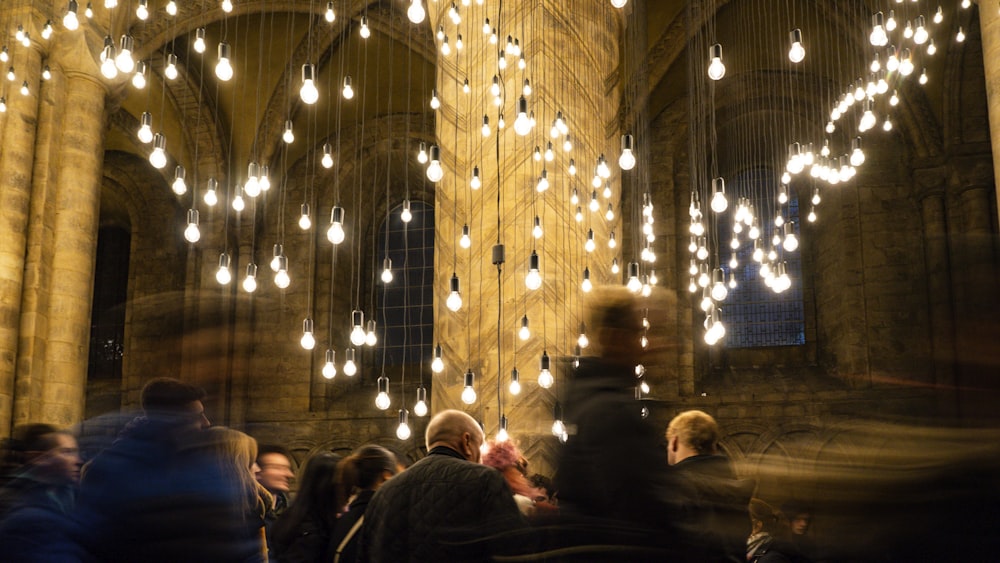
<box><xmin>343</xmin><ymin>351</ymin><xmax>357</xmax><ymax>376</ymax></box>
<box><xmin>460</xmin><ymin>225</ymin><xmax>471</xmax><ymax>249</ymax></box>
<box><xmin>470</xmin><ymin>167</ymin><xmax>482</xmax><ymax>189</ymax></box>
<box><xmin>414</xmin><ymin>388</ymin><xmax>428</xmax><ymax>416</ymax></box>
<box><xmin>241</xmin><ymin>264</ymin><xmax>258</xmax><ymax>293</ymax></box>
<box><xmin>956</xmin><ymin>27</ymin><xmax>965</xmax><ymax>43</ymax></box>
<box><xmin>375</xmin><ymin>391</ymin><xmax>390</xmax><ymax>410</ymax></box>
<box><xmin>322</xmin><ymin>144</ymin><xmax>334</xmax><ymax>168</ymax></box>
<box><xmin>509</xmin><ymin>370</ymin><xmax>521</xmax><ymax>395</ymax></box>
<box><xmin>183</xmin><ymin>209</ymin><xmax>200</xmax><ymax>243</ymax></box>
<box><xmin>519</xmin><ymin>316</ymin><xmax>530</xmax><ymax>340</ymax></box>
<box><xmin>215</xmin><ymin>254</ymin><xmax>232</xmax><ymax>285</ymax></box>
<box><xmin>282</xmin><ymin>121</ymin><xmax>295</xmax><ymax>144</ymax></box>
<box><xmin>707</xmin><ymin>43</ymin><xmax>726</xmax><ymax>80</ymax></box>
<box><xmin>870</xmin><ymin>12</ymin><xmax>888</xmax><ymax>46</ymax></box>
<box><xmin>63</xmin><ymin>1</ymin><xmax>80</xmax><ymax>30</ymax></box>
<box><xmin>193</xmin><ymin>28</ymin><xmax>206</xmax><ymax>54</ymax></box>
<box><xmin>299</xmin><ymin>63</ymin><xmax>319</xmax><ymax>104</ymax></box>
<box><xmin>165</xmin><ymin>0</ymin><xmax>176</xmax><ymax>14</ymax></box>
<box><xmin>327</xmin><ymin>206</ymin><xmax>345</xmax><ymax>244</ymax></box>
<box><xmin>396</xmin><ymin>412</ymin><xmax>411</xmax><ymax>440</ymax></box>
<box><xmin>221</xmin><ymin>0</ymin><xmax>233</xmax><ymax>12</ymax></box>
<box><xmin>407</xmin><ymin>0</ymin><xmax>425</xmax><ymax>23</ymax></box>
<box><xmin>611</xmin><ymin>259</ymin><xmax>620</xmax><ymax>274</ymax></box>
<box><xmin>342</xmin><ymin>76</ymin><xmax>355</xmax><ymax>99</ymax></box>
<box><xmin>171</xmin><ymin>166</ymin><xmax>187</xmax><ymax>195</ymax></box>
<box><xmin>325</xmin><ymin>1</ymin><xmax>336</xmax><ymax>22</ymax></box>
<box><xmin>426</xmin><ymin>146</ymin><xmax>444</xmax><ymax>182</ymax></box>
<box><xmin>215</xmin><ymin>43</ymin><xmax>233</xmax><ymax>81</ymax></box>
<box><xmin>400</xmin><ymin>200</ymin><xmax>413</xmax><ymax>223</ymax></box>
<box><xmin>432</xmin><ymin>345</ymin><xmax>444</xmax><ymax>373</ymax></box>
<box><xmin>447</xmin><ymin>274</ymin><xmax>462</xmax><ymax>312</ymax></box>
<box><xmin>299</xmin><ymin>204</ymin><xmax>312</xmax><ymax>230</ymax></box>
<box><xmin>365</xmin><ymin>321</ymin><xmax>378</xmax><ymax>347</ymax></box>
<box><xmin>461</xmin><ymin>370</ymin><xmax>476</xmax><ymax>405</ymax></box>
<box><xmin>149</xmin><ymin>134</ymin><xmax>168</xmax><ymax>169</ymax></box>
<box><xmin>788</xmin><ymin>29</ymin><xmax>805</xmax><ymax>63</ymax></box>
<box><xmin>381</xmin><ymin>258</ymin><xmax>393</xmax><ymax>283</ymax></box>
<box><xmin>132</xmin><ymin>62</ymin><xmax>147</xmax><ymax>89</ymax></box>
<box><xmin>101</xmin><ymin>52</ymin><xmax>119</xmax><ymax>79</ymax></box>
<box><xmin>322</xmin><ymin>350</ymin><xmax>337</xmax><ymax>379</ymax></box>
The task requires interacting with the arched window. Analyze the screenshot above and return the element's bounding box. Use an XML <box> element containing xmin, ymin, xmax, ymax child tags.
<box><xmin>376</xmin><ymin>201</ymin><xmax>434</xmax><ymax>365</ymax></box>
<box><xmin>719</xmin><ymin>170</ymin><xmax>805</xmax><ymax>347</ymax></box>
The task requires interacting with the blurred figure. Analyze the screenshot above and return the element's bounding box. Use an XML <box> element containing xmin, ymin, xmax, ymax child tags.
<box><xmin>0</xmin><ymin>423</ymin><xmax>82</xmax><ymax>560</ymax></box>
<box><xmin>482</xmin><ymin>440</ymin><xmax>550</xmax><ymax>518</ymax></box>
<box><xmin>747</xmin><ymin>498</ymin><xmax>809</xmax><ymax>563</ymax></box>
<box><xmin>74</xmin><ymin>377</ymin><xmax>259</xmax><ymax>562</ymax></box>
<box><xmin>269</xmin><ymin>452</ymin><xmax>340</xmax><ymax>562</ymax></box>
<box><xmin>194</xmin><ymin>427</ymin><xmax>273</xmax><ymax>561</ymax></box>
<box><xmin>358</xmin><ymin>409</ymin><xmax>525</xmax><ymax>562</ymax></box>
<box><xmin>327</xmin><ymin>445</ymin><xmax>398</xmax><ymax>563</ymax></box>
<box><xmin>780</xmin><ymin>500</ymin><xmax>818</xmax><ymax>561</ymax></box>
<box><xmin>554</xmin><ymin>288</ymin><xmax>682</xmax><ymax>539</ymax></box>
<box><xmin>667</xmin><ymin>410</ymin><xmax>754</xmax><ymax>561</ymax></box>
<box><xmin>256</xmin><ymin>444</ymin><xmax>295</xmax><ymax>559</ymax></box>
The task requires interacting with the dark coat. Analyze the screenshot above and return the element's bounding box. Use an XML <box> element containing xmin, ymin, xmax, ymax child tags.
<box><xmin>0</xmin><ymin>473</ymin><xmax>79</xmax><ymax>562</ymax></box>
<box><xmin>326</xmin><ymin>489</ymin><xmax>375</xmax><ymax>563</ymax></box>
<box><xmin>73</xmin><ymin>417</ymin><xmax>262</xmax><ymax>562</ymax></box>
<box><xmin>672</xmin><ymin>454</ymin><xmax>756</xmax><ymax>562</ymax></box>
<box><xmin>358</xmin><ymin>446</ymin><xmax>525</xmax><ymax>562</ymax></box>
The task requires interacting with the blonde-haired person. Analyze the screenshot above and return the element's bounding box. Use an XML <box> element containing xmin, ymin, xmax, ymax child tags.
<box><xmin>194</xmin><ymin>427</ymin><xmax>274</xmax><ymax>562</ymax></box>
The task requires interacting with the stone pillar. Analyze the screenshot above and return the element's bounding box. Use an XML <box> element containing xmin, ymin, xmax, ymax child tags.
<box><xmin>428</xmin><ymin>1</ymin><xmax>620</xmax><ymax>457</ymax></box>
<box><xmin>0</xmin><ymin>40</ymin><xmax>43</xmax><ymax>435</ymax></box>
<box><xmin>916</xmin><ymin>179</ymin><xmax>956</xmax><ymax>412</ymax></box>
<box><xmin>979</xmin><ymin>5</ymin><xmax>1000</xmax><ymax>220</ymax></box>
<box><xmin>39</xmin><ymin>71</ymin><xmax>107</xmax><ymax>425</ymax></box>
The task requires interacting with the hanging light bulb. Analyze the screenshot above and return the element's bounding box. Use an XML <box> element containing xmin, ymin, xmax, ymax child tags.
<box><xmin>426</xmin><ymin>145</ymin><xmax>443</xmax><ymax>182</ymax></box>
<box><xmin>215</xmin><ymin>43</ymin><xmax>233</xmax><ymax>81</ymax></box>
<box><xmin>321</xmin><ymin>349</ymin><xmax>337</xmax><ymax>379</ymax></box>
<box><xmin>326</xmin><ymin>205</ymin><xmax>347</xmax><ymax>244</ymax></box>
<box><xmin>495</xmin><ymin>415</ymin><xmax>509</xmax><ymax>443</ymax></box>
<box><xmin>407</xmin><ymin>0</ymin><xmax>425</xmax><ymax>24</ymax></box>
<box><xmin>342</xmin><ymin>75</ymin><xmax>355</xmax><ymax>99</ymax></box>
<box><xmin>913</xmin><ymin>15</ymin><xmax>929</xmax><ymax>45</ymax></box>
<box><xmin>513</xmin><ymin>96</ymin><xmax>531</xmax><ymax>136</ymax></box>
<box><xmin>626</xmin><ymin>262</ymin><xmax>642</xmax><ymax>293</ymax></box>
<box><xmin>710</xmin><ymin>177</ymin><xmax>728</xmax><ymax>213</ymax></box>
<box><xmin>299</xmin><ymin>203</ymin><xmax>312</xmax><ymax>230</ymax></box>
<box><xmin>349</xmin><ymin>310</ymin><xmax>366</xmax><ymax>346</ymax></box>
<box><xmin>870</xmin><ymin>12</ymin><xmax>888</xmax><ymax>46</ymax></box>
<box><xmin>470</xmin><ymin>166</ymin><xmax>482</xmax><ymax>190</ymax></box>
<box><xmin>268</xmin><ymin>244</ymin><xmax>284</xmax><ymax>273</ymax></box>
<box><xmin>608</xmin><ymin>230</ymin><xmax>618</xmax><ymax>249</ymax></box>
<box><xmin>38</xmin><ymin>21</ymin><xmax>50</xmax><ymax>41</ymax></box>
<box><xmin>581</xmin><ymin>267</ymin><xmax>593</xmax><ymax>292</ymax></box>
<box><xmin>240</xmin><ymin>263</ymin><xmax>258</xmax><ymax>293</ymax></box>
<box><xmin>585</xmin><ymin>229</ymin><xmax>596</xmax><ymax>253</ymax></box>
<box><xmin>221</xmin><ymin>0</ymin><xmax>233</xmax><ymax>12</ymax></box>
<box><xmin>536</xmin><ymin>169</ymin><xmax>550</xmax><ymax>192</ymax></box>
<box><xmin>525</xmin><ymin>251</ymin><xmax>542</xmax><ymax>290</ymax></box>
<box><xmin>203</xmin><ymin>178</ymin><xmax>218</xmax><ymax>206</ymax></box>
<box><xmin>136</xmin><ymin>112</ymin><xmax>154</xmax><ymax>143</ymax></box>
<box><xmin>788</xmin><ymin>28</ymin><xmax>805</xmax><ymax>63</ymax></box>
<box><xmin>459</xmin><ymin>224</ymin><xmax>471</xmax><ymax>249</ymax></box>
<box><xmin>343</xmin><ymin>348</ymin><xmax>357</xmax><ymax>376</ymax></box>
<box><xmin>171</xmin><ymin>166</ymin><xmax>187</xmax><ymax>195</ymax></box>
<box><xmin>323</xmin><ymin>1</ymin><xmax>335</xmax><ymax>22</ymax></box>
<box><xmin>507</xmin><ymin>368</ymin><xmax>522</xmax><ymax>396</ymax></box>
<box><xmin>481</xmin><ymin>114</ymin><xmax>491</xmax><ymax>137</ymax></box>
<box><xmin>149</xmin><ymin>134</ymin><xmax>168</xmax><ymax>169</ymax></box>
<box><xmin>538</xmin><ymin>352</ymin><xmax>554</xmax><ymax>389</ymax></box>
<box><xmin>707</xmin><ymin>43</ymin><xmax>726</xmax><ymax>80</ymax></box>
<box><xmin>188</xmin><ymin>27</ymin><xmax>206</xmax><ymax>55</ymax></box>
<box><xmin>271</xmin><ymin>255</ymin><xmax>292</xmax><ymax>289</ymax></box>
<box><xmin>183</xmin><ymin>209</ymin><xmax>201</xmax><ymax>243</ymax></box>
<box><xmin>883</xmin><ymin>117</ymin><xmax>894</xmax><ymax>131</ymax></box>
<box><xmin>282</xmin><ymin>120</ymin><xmax>295</xmax><ymax>144</ymax></box>
<box><xmin>711</xmin><ymin>269</ymin><xmax>728</xmax><ymax>301</ymax></box>
<box><xmin>919</xmin><ymin>69</ymin><xmax>928</xmax><ymax>85</ymax></box>
<box><xmin>577</xmin><ymin>323</ymin><xmax>590</xmax><ymax>349</ymax></box>
<box><xmin>461</xmin><ymin>370</ymin><xmax>477</xmax><ymax>404</ymax></box>
<box><xmin>365</xmin><ymin>320</ymin><xmax>378</xmax><ymax>347</ymax></box>
<box><xmin>113</xmin><ymin>35</ymin><xmax>136</xmax><ymax>73</ymax></box>
<box><xmin>393</xmin><ymin>409</ymin><xmax>411</xmax><ymax>440</ymax></box>
<box><xmin>618</xmin><ymin>134</ymin><xmax>636</xmax><ymax>170</ymax></box>
<box><xmin>132</xmin><ymin>61</ymin><xmax>147</xmax><ymax>89</ymax></box>
<box><xmin>63</xmin><ymin>0</ymin><xmax>80</xmax><ymax>30</ymax></box>
<box><xmin>400</xmin><ymin>199</ymin><xmax>413</xmax><ymax>223</ymax></box>
<box><xmin>321</xmin><ymin>143</ymin><xmax>335</xmax><ymax>169</ymax></box>
<box><xmin>575</xmin><ymin>207</ymin><xmax>583</xmax><ymax>223</ymax></box>
<box><xmin>165</xmin><ymin>0</ymin><xmax>177</xmax><ymax>15</ymax></box>
<box><xmin>927</xmin><ymin>39</ymin><xmax>937</xmax><ymax>56</ymax></box>
<box><xmin>518</xmin><ymin>315</ymin><xmax>530</xmax><ymax>341</ymax></box>
<box><xmin>956</xmin><ymin>26</ymin><xmax>966</xmax><ymax>43</ymax></box>
<box><xmin>850</xmin><ymin>137</ymin><xmax>865</xmax><ymax>166</ymax></box>
<box><xmin>375</xmin><ymin>375</ymin><xmax>391</xmax><ymax>410</ymax></box>
<box><xmin>531</xmin><ymin>216</ymin><xmax>543</xmax><ymax>240</ymax></box>
<box><xmin>299</xmin><ymin>63</ymin><xmax>319</xmax><ymax>104</ymax></box>
<box><xmin>215</xmin><ymin>253</ymin><xmax>232</xmax><ymax>285</ymax></box>
<box><xmin>414</xmin><ymin>387</ymin><xmax>428</xmax><ymax>416</ymax></box>
<box><xmin>898</xmin><ymin>47</ymin><xmax>914</xmax><ymax>76</ymax></box>
<box><xmin>381</xmin><ymin>257</ymin><xmax>393</xmax><ymax>283</ymax></box>
<box><xmin>101</xmin><ymin>46</ymin><xmax>119</xmax><ymax>79</ymax></box>
<box><xmin>568</xmin><ymin>159</ymin><xmax>578</xmax><ymax>176</ymax></box>
<box><xmin>890</xmin><ymin>90</ymin><xmax>900</xmax><ymax>106</ymax></box>
<box><xmin>431</xmin><ymin>344</ymin><xmax>444</xmax><ymax>373</ymax></box>
<box><xmin>611</xmin><ymin>258</ymin><xmax>620</xmax><ymax>274</ymax></box>
<box><xmin>231</xmin><ymin>185</ymin><xmax>245</xmax><ymax>212</ymax></box>
<box><xmin>417</xmin><ymin>142</ymin><xmax>428</xmax><ymax>164</ymax></box>
<box><xmin>446</xmin><ymin>273</ymin><xmax>463</xmax><ymax>311</ymax></box>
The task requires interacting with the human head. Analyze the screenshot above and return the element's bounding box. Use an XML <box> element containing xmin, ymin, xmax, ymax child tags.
<box><xmin>2</xmin><ymin>423</ymin><xmax>81</xmax><ymax>485</ymax></box>
<box><xmin>585</xmin><ymin>287</ymin><xmax>645</xmax><ymax>365</ymax></box>
<box><xmin>256</xmin><ymin>445</ymin><xmax>295</xmax><ymax>494</ymax></box>
<box><xmin>781</xmin><ymin>501</ymin><xmax>812</xmax><ymax>535</ymax></box>
<box><xmin>426</xmin><ymin>409</ymin><xmax>485</xmax><ymax>463</ymax></box>
<box><xmin>140</xmin><ymin>377</ymin><xmax>210</xmax><ymax>430</ymax></box>
<box><xmin>336</xmin><ymin>445</ymin><xmax>398</xmax><ymax>507</ymax></box>
<box><xmin>749</xmin><ymin>498</ymin><xmax>787</xmax><ymax>536</ymax></box>
<box><xmin>666</xmin><ymin>410</ymin><xmax>720</xmax><ymax>465</ymax></box>
<box><xmin>482</xmin><ymin>440</ymin><xmax>527</xmax><ymax>474</ymax></box>
<box><xmin>197</xmin><ymin>427</ymin><xmax>271</xmax><ymax>516</ymax></box>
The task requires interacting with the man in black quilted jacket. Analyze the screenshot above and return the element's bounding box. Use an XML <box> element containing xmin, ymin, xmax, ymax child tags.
<box><xmin>358</xmin><ymin>409</ymin><xmax>526</xmax><ymax>562</ymax></box>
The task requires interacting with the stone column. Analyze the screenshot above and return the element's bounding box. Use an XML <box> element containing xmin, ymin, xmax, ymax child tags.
<box><xmin>916</xmin><ymin>176</ymin><xmax>956</xmax><ymax>412</ymax></box>
<box><xmin>428</xmin><ymin>1</ymin><xmax>620</xmax><ymax>461</ymax></box>
<box><xmin>979</xmin><ymin>4</ymin><xmax>1000</xmax><ymax>219</ymax></box>
<box><xmin>39</xmin><ymin>71</ymin><xmax>107</xmax><ymax>425</ymax></box>
<box><xmin>0</xmin><ymin>39</ymin><xmax>43</xmax><ymax>435</ymax></box>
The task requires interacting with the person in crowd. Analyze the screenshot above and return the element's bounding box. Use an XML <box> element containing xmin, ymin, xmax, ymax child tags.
<box><xmin>666</xmin><ymin>409</ymin><xmax>755</xmax><ymax>561</ymax></box>
<box><xmin>74</xmin><ymin>377</ymin><xmax>257</xmax><ymax>561</ymax></box>
<box><xmin>482</xmin><ymin>439</ymin><xmax>550</xmax><ymax>518</ymax></box>
<box><xmin>0</xmin><ymin>423</ymin><xmax>82</xmax><ymax>560</ymax></box>
<box><xmin>780</xmin><ymin>500</ymin><xmax>820</xmax><ymax>561</ymax></box>
<box><xmin>327</xmin><ymin>445</ymin><xmax>398</xmax><ymax>563</ymax></box>
<box><xmin>256</xmin><ymin>444</ymin><xmax>295</xmax><ymax>559</ymax></box>
<box><xmin>193</xmin><ymin>427</ymin><xmax>274</xmax><ymax>561</ymax></box>
<box><xmin>747</xmin><ymin>498</ymin><xmax>811</xmax><ymax>563</ymax></box>
<box><xmin>269</xmin><ymin>452</ymin><xmax>341</xmax><ymax>562</ymax></box>
<box><xmin>554</xmin><ymin>288</ymin><xmax>684</xmax><ymax>545</ymax></box>
<box><xmin>359</xmin><ymin>409</ymin><xmax>525</xmax><ymax>562</ymax></box>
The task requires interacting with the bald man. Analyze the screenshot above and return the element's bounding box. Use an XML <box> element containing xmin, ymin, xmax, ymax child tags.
<box><xmin>359</xmin><ymin>410</ymin><xmax>525</xmax><ymax>562</ymax></box>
